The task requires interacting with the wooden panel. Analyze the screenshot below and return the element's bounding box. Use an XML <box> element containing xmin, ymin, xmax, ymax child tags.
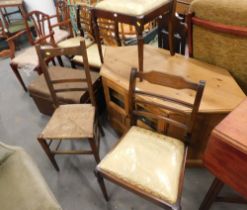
<box><xmin>100</xmin><ymin>45</ymin><xmax>245</xmax><ymax>113</ymax></box>
<box><xmin>0</xmin><ymin>0</ymin><xmax>23</xmax><ymax>7</ymax></box>
<box><xmin>214</xmin><ymin>99</ymin><xmax>247</xmax><ymax>153</ymax></box>
<box><xmin>204</xmin><ymin>98</ymin><xmax>247</xmax><ymax>198</ymax></box>
<box><xmin>176</xmin><ymin>0</ymin><xmax>192</xmax><ymax>15</ymax></box>
<box><xmin>204</xmin><ymin>134</ymin><xmax>247</xmax><ymax>199</ymax></box>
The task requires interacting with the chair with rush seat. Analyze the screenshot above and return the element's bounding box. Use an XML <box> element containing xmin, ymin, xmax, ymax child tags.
<box><xmin>72</xmin><ymin>4</ymin><xmax>121</xmax><ymax>70</ymax></box>
<box><xmin>95</xmin><ymin>68</ymin><xmax>205</xmax><ymax>210</ymax></box>
<box><xmin>36</xmin><ymin>40</ymin><xmax>103</xmax><ymax>171</ymax></box>
<box><xmin>8</xmin><ymin>11</ymin><xmax>55</xmax><ymax>91</ymax></box>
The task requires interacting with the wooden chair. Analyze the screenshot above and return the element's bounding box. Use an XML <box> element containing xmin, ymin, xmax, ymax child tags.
<box><xmin>36</xmin><ymin>40</ymin><xmax>103</xmax><ymax>171</ymax></box>
<box><xmin>72</xmin><ymin>4</ymin><xmax>120</xmax><ymax>70</ymax></box>
<box><xmin>49</xmin><ymin>0</ymin><xmax>73</xmax><ymax>45</ymax></box>
<box><xmin>91</xmin><ymin>0</ymin><xmax>177</xmax><ymax>74</ymax></box>
<box><xmin>0</xmin><ymin>18</ymin><xmax>11</xmax><ymax>57</ymax></box>
<box><xmin>95</xmin><ymin>68</ymin><xmax>205</xmax><ymax>210</ymax></box>
<box><xmin>8</xmin><ymin>11</ymin><xmax>55</xmax><ymax>91</ymax></box>
<box><xmin>159</xmin><ymin>13</ymin><xmax>187</xmax><ymax>55</ymax></box>
<box><xmin>0</xmin><ymin>0</ymin><xmax>33</xmax><ymax>38</ymax></box>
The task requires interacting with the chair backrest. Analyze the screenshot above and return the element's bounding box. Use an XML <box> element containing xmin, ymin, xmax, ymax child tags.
<box><xmin>25</xmin><ymin>10</ymin><xmax>55</xmax><ymax>46</ymax></box>
<box><xmin>129</xmin><ymin>68</ymin><xmax>205</xmax><ymax>143</ymax></box>
<box><xmin>0</xmin><ymin>19</ymin><xmax>6</xmax><ymax>38</ymax></box>
<box><xmin>36</xmin><ymin>40</ymin><xmax>96</xmax><ymax>108</ymax></box>
<box><xmin>56</xmin><ymin>0</ymin><xmax>70</xmax><ymax>23</ymax></box>
<box><xmin>77</xmin><ymin>4</ymin><xmax>121</xmax><ymax>46</ymax></box>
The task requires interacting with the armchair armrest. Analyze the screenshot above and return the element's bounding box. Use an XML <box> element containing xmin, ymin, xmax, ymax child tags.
<box><xmin>34</xmin><ymin>31</ymin><xmax>55</xmax><ymax>46</ymax></box>
<box><xmin>51</xmin><ymin>19</ymin><xmax>71</xmax><ymax>28</ymax></box>
<box><xmin>6</xmin><ymin>30</ymin><xmax>27</xmax><ymax>59</ymax></box>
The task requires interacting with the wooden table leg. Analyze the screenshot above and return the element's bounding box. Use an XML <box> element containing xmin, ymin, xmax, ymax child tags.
<box><xmin>199</xmin><ymin>177</ymin><xmax>224</xmax><ymax>210</ymax></box>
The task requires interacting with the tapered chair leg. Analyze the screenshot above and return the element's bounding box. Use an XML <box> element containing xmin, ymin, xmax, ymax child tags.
<box><xmin>52</xmin><ymin>58</ymin><xmax>56</xmax><ymax>66</ymax></box>
<box><xmin>89</xmin><ymin>138</ymin><xmax>100</xmax><ymax>163</ymax></box>
<box><xmin>135</xmin><ymin>24</ymin><xmax>144</xmax><ymax>74</ymax></box>
<box><xmin>168</xmin><ymin>14</ymin><xmax>175</xmax><ymax>56</ymax></box>
<box><xmin>37</xmin><ymin>137</ymin><xmax>60</xmax><ymax>171</ymax></box>
<box><xmin>199</xmin><ymin>178</ymin><xmax>224</xmax><ymax>210</ymax></box>
<box><xmin>98</xmin><ymin>122</ymin><xmax>105</xmax><ymax>137</ymax></box>
<box><xmin>10</xmin><ymin>63</ymin><xmax>27</xmax><ymax>91</ymax></box>
<box><xmin>95</xmin><ymin>170</ymin><xmax>109</xmax><ymax>201</ymax></box>
<box><xmin>57</xmin><ymin>56</ymin><xmax>64</xmax><ymax>67</ymax></box>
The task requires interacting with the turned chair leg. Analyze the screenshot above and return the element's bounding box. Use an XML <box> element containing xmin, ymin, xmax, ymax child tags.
<box><xmin>10</xmin><ymin>63</ymin><xmax>27</xmax><ymax>91</ymax></box>
<box><xmin>98</xmin><ymin>122</ymin><xmax>105</xmax><ymax>137</ymax></box>
<box><xmin>95</xmin><ymin>170</ymin><xmax>109</xmax><ymax>201</ymax></box>
<box><xmin>37</xmin><ymin>137</ymin><xmax>60</xmax><ymax>171</ymax></box>
<box><xmin>199</xmin><ymin>178</ymin><xmax>224</xmax><ymax>210</ymax></box>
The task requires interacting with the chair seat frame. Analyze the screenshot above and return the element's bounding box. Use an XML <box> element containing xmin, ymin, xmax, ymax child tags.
<box><xmin>91</xmin><ymin>0</ymin><xmax>177</xmax><ymax>74</ymax></box>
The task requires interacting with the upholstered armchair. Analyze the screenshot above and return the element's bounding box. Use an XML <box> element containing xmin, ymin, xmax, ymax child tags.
<box><xmin>0</xmin><ymin>142</ymin><xmax>62</xmax><ymax>210</ymax></box>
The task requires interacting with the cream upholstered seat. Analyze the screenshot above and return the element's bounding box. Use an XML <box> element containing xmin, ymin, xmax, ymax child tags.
<box><xmin>11</xmin><ymin>46</ymin><xmax>39</xmax><ymax>71</ymax></box>
<box><xmin>58</xmin><ymin>36</ymin><xmax>93</xmax><ymax>48</ymax></box>
<box><xmin>95</xmin><ymin>0</ymin><xmax>171</xmax><ymax>16</ymax></box>
<box><xmin>72</xmin><ymin>44</ymin><xmax>106</xmax><ymax>68</ymax></box>
<box><xmin>98</xmin><ymin>126</ymin><xmax>185</xmax><ymax>204</ymax></box>
<box><xmin>52</xmin><ymin>27</ymin><xmax>70</xmax><ymax>43</ymax></box>
<box><xmin>0</xmin><ymin>142</ymin><xmax>62</xmax><ymax>210</ymax></box>
<box><xmin>40</xmin><ymin>104</ymin><xmax>95</xmax><ymax>139</ymax></box>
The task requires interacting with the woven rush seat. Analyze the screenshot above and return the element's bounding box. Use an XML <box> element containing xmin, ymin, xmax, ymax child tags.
<box><xmin>95</xmin><ymin>0</ymin><xmax>171</xmax><ymax>16</ymax></box>
<box><xmin>72</xmin><ymin>44</ymin><xmax>106</xmax><ymax>68</ymax></box>
<box><xmin>40</xmin><ymin>104</ymin><xmax>95</xmax><ymax>139</ymax></box>
<box><xmin>98</xmin><ymin>126</ymin><xmax>185</xmax><ymax>204</ymax></box>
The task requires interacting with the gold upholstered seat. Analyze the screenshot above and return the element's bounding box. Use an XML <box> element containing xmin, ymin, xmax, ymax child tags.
<box><xmin>95</xmin><ymin>69</ymin><xmax>205</xmax><ymax>210</ymax></box>
<box><xmin>40</xmin><ymin>104</ymin><xmax>95</xmax><ymax>139</ymax></box>
<box><xmin>98</xmin><ymin>126</ymin><xmax>185</xmax><ymax>204</ymax></box>
<box><xmin>95</xmin><ymin>0</ymin><xmax>171</xmax><ymax>16</ymax></box>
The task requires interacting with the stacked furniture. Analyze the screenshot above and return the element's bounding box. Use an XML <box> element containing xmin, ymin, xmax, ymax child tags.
<box><xmin>0</xmin><ymin>142</ymin><xmax>62</xmax><ymax>210</ymax></box>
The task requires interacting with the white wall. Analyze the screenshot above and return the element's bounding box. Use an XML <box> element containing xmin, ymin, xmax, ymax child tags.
<box><xmin>24</xmin><ymin>0</ymin><xmax>56</xmax><ymax>16</ymax></box>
